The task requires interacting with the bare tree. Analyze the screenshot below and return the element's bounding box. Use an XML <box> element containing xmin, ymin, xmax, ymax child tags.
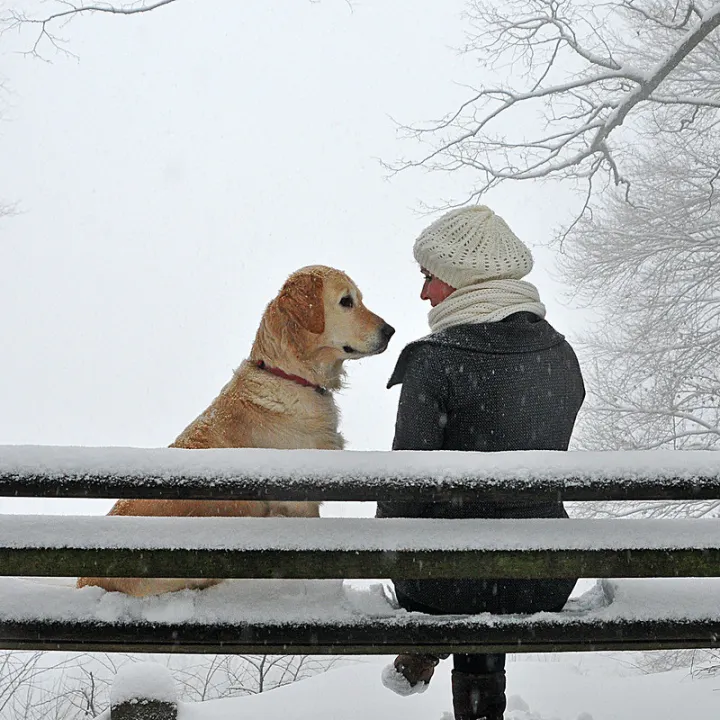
<box><xmin>1</xmin><ymin>0</ymin><xmax>349</xmax><ymax>59</ymax></box>
<box><xmin>692</xmin><ymin>649</ymin><xmax>720</xmax><ymax>677</ymax></box>
<box><xmin>440</xmin><ymin>1</ymin><xmax>720</xmax><ymax>524</ymax></box>
<box><xmin>170</xmin><ymin>652</ymin><xmax>340</xmax><ymax>700</ymax></box>
<box><xmin>1</xmin><ymin>1</ymin><xmax>181</xmax><ymax>57</ymax></box>
<box><xmin>0</xmin><ymin>650</ymin><xmax>341</xmax><ymax>718</ymax></box>
<box><xmin>564</xmin><ymin>130</ymin><xmax>720</xmax><ymax>450</ymax></box>
<box><xmin>561</xmin><ymin>126</ymin><xmax>720</xmax><ymax>525</ymax></box>
<box><xmin>0</xmin><ymin>651</ymin><xmax>82</xmax><ymax>719</ymax></box>
<box><xmin>395</xmin><ymin>0</ymin><xmax>720</xmax><ymax>224</ymax></box>
<box><xmin>0</xmin><ymin>651</ymin><xmax>44</xmax><ymax>716</ymax></box>
<box><xmin>0</xmin><ymin>75</ymin><xmax>14</xmax><ymax>220</ymax></box>
<box><xmin>606</xmin><ymin>648</ymin><xmax>720</xmax><ymax>676</ymax></box>
<box><xmin>222</xmin><ymin>654</ymin><xmax>340</xmax><ymax>696</ymax></box>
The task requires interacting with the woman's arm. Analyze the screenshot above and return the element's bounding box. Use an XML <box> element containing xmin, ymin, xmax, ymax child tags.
<box><xmin>377</xmin><ymin>350</ymin><xmax>448</xmax><ymax>519</ymax></box>
<box><xmin>392</xmin><ymin>350</ymin><xmax>448</xmax><ymax>451</ymax></box>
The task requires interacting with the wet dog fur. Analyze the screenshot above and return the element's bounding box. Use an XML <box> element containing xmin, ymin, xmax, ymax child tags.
<box><xmin>77</xmin><ymin>265</ymin><xmax>393</xmax><ymax>596</ymax></box>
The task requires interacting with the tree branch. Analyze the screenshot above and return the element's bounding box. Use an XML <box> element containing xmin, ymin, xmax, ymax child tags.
<box><xmin>1</xmin><ymin>1</ymin><xmax>183</xmax><ymax>58</ymax></box>
<box><xmin>591</xmin><ymin>3</ymin><xmax>720</xmax><ymax>155</ymax></box>
<box><xmin>395</xmin><ymin>0</ymin><xmax>720</xmax><ymax>219</ymax></box>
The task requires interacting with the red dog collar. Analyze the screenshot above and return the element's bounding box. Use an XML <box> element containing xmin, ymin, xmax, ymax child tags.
<box><xmin>256</xmin><ymin>360</ymin><xmax>327</xmax><ymax>395</ymax></box>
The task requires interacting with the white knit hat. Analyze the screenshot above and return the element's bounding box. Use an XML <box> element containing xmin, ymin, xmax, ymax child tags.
<box><xmin>413</xmin><ymin>206</ymin><xmax>534</xmax><ymax>288</ymax></box>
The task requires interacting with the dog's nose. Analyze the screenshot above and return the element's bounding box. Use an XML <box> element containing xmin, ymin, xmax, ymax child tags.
<box><xmin>380</xmin><ymin>323</ymin><xmax>396</xmax><ymax>340</ymax></box>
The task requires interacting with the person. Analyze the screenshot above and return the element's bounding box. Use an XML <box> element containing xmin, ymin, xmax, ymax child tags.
<box><xmin>377</xmin><ymin>206</ymin><xmax>585</xmax><ymax>720</ymax></box>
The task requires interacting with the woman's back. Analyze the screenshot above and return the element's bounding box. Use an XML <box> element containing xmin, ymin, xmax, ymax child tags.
<box><xmin>388</xmin><ymin>312</ymin><xmax>585</xmax><ymax>454</ymax></box>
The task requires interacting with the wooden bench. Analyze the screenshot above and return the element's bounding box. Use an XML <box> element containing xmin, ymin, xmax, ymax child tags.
<box><xmin>2</xmin><ymin>446</ymin><xmax>720</xmax><ymax>717</ymax></box>
<box><xmin>0</xmin><ymin>445</ymin><xmax>719</xmax><ymax>659</ymax></box>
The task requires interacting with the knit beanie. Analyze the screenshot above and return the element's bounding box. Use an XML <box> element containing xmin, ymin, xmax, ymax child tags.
<box><xmin>413</xmin><ymin>206</ymin><xmax>534</xmax><ymax>288</ymax></box>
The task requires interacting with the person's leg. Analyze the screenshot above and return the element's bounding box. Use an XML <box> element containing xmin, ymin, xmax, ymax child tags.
<box><xmin>454</xmin><ymin>653</ymin><xmax>505</xmax><ymax>674</ymax></box>
<box><xmin>451</xmin><ymin>654</ymin><xmax>507</xmax><ymax>720</ymax></box>
<box><xmin>382</xmin><ymin>592</ymin><xmax>449</xmax><ymax>694</ymax></box>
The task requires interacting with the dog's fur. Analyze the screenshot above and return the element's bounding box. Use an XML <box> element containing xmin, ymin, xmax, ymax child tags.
<box><xmin>77</xmin><ymin>265</ymin><xmax>392</xmax><ymax>597</ymax></box>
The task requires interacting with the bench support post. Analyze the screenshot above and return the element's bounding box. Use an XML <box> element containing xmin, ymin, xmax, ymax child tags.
<box><xmin>110</xmin><ymin>700</ymin><xmax>177</xmax><ymax>720</ymax></box>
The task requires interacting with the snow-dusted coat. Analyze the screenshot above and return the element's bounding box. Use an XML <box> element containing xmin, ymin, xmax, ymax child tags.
<box><xmin>377</xmin><ymin>312</ymin><xmax>585</xmax><ymax>614</ymax></box>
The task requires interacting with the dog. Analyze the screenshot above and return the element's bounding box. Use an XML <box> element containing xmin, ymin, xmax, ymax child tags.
<box><xmin>77</xmin><ymin>265</ymin><xmax>394</xmax><ymax>596</ymax></box>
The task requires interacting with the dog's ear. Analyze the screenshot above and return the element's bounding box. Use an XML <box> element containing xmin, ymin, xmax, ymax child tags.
<box><xmin>278</xmin><ymin>273</ymin><xmax>325</xmax><ymax>335</ymax></box>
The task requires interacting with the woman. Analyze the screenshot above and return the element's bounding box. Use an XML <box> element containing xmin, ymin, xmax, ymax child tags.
<box><xmin>378</xmin><ymin>206</ymin><xmax>585</xmax><ymax>720</ymax></box>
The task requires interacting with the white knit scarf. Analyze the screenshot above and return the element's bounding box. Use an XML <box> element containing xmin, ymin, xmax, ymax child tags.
<box><xmin>428</xmin><ymin>279</ymin><xmax>546</xmax><ymax>333</ymax></box>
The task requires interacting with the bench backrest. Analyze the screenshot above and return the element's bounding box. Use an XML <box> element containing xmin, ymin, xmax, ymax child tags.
<box><xmin>0</xmin><ymin>446</ymin><xmax>719</xmax><ymax>657</ymax></box>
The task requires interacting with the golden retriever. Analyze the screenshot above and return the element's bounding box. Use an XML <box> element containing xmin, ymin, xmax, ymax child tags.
<box><xmin>78</xmin><ymin>265</ymin><xmax>394</xmax><ymax>596</ymax></box>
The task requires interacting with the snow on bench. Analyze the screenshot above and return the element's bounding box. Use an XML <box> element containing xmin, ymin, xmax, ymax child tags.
<box><xmin>1</xmin><ymin>516</ymin><xmax>720</xmax><ymax>579</ymax></box>
<box><xmin>111</xmin><ymin>661</ymin><xmax>177</xmax><ymax>705</ymax></box>
<box><xmin>0</xmin><ymin>576</ymin><xmax>718</xmax><ymax>654</ymax></box>
<box><xmin>3</xmin><ymin>446</ymin><xmax>720</xmax><ymax>501</ymax></box>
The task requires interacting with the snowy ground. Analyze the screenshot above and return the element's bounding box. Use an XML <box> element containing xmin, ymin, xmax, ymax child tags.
<box><xmin>99</xmin><ymin>653</ymin><xmax>720</xmax><ymax>720</ymax></box>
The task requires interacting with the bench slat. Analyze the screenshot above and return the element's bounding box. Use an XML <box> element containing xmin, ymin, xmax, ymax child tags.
<box><xmin>2</xmin><ymin>575</ymin><xmax>718</xmax><ymax>654</ymax></box>
<box><xmin>1</xmin><ymin>617</ymin><xmax>718</xmax><ymax>655</ymax></box>
<box><xmin>2</xmin><ymin>517</ymin><xmax>720</xmax><ymax>579</ymax></box>
<box><xmin>6</xmin><ymin>546</ymin><xmax>720</xmax><ymax>579</ymax></box>
<box><xmin>3</xmin><ymin>446</ymin><xmax>720</xmax><ymax>501</ymax></box>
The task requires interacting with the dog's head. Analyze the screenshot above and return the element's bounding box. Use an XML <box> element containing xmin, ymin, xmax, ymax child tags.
<box><xmin>254</xmin><ymin>265</ymin><xmax>394</xmax><ymax>386</ymax></box>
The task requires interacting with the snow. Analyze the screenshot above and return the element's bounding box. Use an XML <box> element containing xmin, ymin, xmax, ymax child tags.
<box><xmin>703</xmin><ymin>3</ymin><xmax>720</xmax><ymax>22</ymax></box>
<box><xmin>380</xmin><ymin>661</ymin><xmax>430</xmax><ymax>696</ymax></box>
<box><xmin>0</xmin><ymin>577</ymin><xmax>392</xmax><ymax>626</ymax></box>
<box><xmin>0</xmin><ymin>576</ymin><xmax>718</xmax><ymax>630</ymax></box>
<box><xmin>1</xmin><ymin>514</ymin><xmax>719</xmax><ymax>555</ymax></box>
<box><xmin>110</xmin><ymin>661</ymin><xmax>177</xmax><ymax>706</ymax></box>
<box><xmin>2</xmin><ymin>446</ymin><xmax>720</xmax><ymax>500</ymax></box>
<box><xmin>92</xmin><ymin>655</ymin><xmax>720</xmax><ymax>720</ymax></box>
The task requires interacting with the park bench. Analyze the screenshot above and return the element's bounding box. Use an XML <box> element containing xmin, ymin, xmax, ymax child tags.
<box><xmin>0</xmin><ymin>445</ymin><xmax>719</xmax><ymax>718</ymax></box>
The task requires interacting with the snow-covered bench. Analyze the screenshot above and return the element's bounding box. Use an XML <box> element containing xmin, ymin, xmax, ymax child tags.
<box><xmin>1</xmin><ymin>446</ymin><xmax>719</xmax><ymax>658</ymax></box>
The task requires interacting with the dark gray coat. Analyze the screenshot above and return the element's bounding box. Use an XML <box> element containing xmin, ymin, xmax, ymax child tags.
<box><xmin>377</xmin><ymin>312</ymin><xmax>585</xmax><ymax>614</ymax></box>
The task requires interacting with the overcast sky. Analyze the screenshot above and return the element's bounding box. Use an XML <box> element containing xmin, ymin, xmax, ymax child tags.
<box><xmin>1</xmin><ymin>0</ymin><xmax>586</xmax><ymax>515</ymax></box>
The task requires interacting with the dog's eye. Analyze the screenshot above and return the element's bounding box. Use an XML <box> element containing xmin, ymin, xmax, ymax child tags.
<box><xmin>339</xmin><ymin>295</ymin><xmax>354</xmax><ymax>308</ymax></box>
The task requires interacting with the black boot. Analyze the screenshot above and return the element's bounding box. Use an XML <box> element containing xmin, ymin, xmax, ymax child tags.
<box><xmin>451</xmin><ymin>669</ymin><xmax>507</xmax><ymax>720</ymax></box>
<box><xmin>382</xmin><ymin>653</ymin><xmax>449</xmax><ymax>695</ymax></box>
<box><xmin>394</xmin><ymin>653</ymin><xmax>443</xmax><ymax>686</ymax></box>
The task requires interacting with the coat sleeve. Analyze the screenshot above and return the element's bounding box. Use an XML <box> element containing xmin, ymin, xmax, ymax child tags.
<box><xmin>391</xmin><ymin>348</ymin><xmax>448</xmax><ymax>451</ymax></box>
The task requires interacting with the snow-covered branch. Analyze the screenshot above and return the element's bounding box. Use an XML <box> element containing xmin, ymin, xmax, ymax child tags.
<box><xmin>395</xmin><ymin>0</ymin><xmax>720</xmax><ymax>212</ymax></box>
<box><xmin>1</xmin><ymin>1</ymin><xmax>182</xmax><ymax>58</ymax></box>
<box><xmin>564</xmin><ymin>125</ymin><xmax>720</xmax><ymax>466</ymax></box>
<box><xmin>591</xmin><ymin>3</ymin><xmax>720</xmax><ymax>153</ymax></box>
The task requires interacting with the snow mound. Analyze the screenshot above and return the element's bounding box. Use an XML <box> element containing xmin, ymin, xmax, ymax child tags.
<box><xmin>508</xmin><ymin>694</ymin><xmax>531</xmax><ymax>712</ymax></box>
<box><xmin>504</xmin><ymin>694</ymin><xmax>560</xmax><ymax>720</ymax></box>
<box><xmin>441</xmin><ymin>694</ymin><xmax>592</xmax><ymax>720</ymax></box>
<box><xmin>110</xmin><ymin>662</ymin><xmax>177</xmax><ymax>706</ymax></box>
<box><xmin>91</xmin><ymin>655</ymin><xmax>720</xmax><ymax>719</ymax></box>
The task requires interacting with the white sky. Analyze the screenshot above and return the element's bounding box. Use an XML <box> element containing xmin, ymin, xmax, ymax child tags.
<box><xmin>0</xmin><ymin>0</ymin><xmax>587</xmax><ymax>514</ymax></box>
